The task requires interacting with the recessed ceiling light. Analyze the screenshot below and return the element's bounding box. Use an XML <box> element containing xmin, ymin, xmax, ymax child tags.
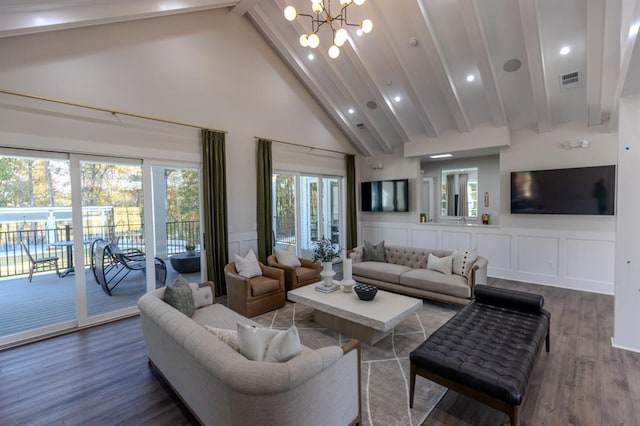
<box><xmin>630</xmin><ymin>22</ymin><xmax>640</xmax><ymax>38</ymax></box>
<box><xmin>308</xmin><ymin>53</ymin><xmax>314</xmax><ymax>60</ymax></box>
<box><xmin>466</xmin><ymin>74</ymin><xmax>475</xmax><ymax>82</ymax></box>
<box><xmin>560</xmin><ymin>46</ymin><xmax>571</xmax><ymax>55</ymax></box>
<box><xmin>348</xmin><ymin>108</ymin><xmax>355</xmax><ymax>114</ymax></box>
<box><xmin>503</xmin><ymin>58</ymin><xmax>522</xmax><ymax>72</ymax></box>
<box><xmin>429</xmin><ymin>153</ymin><xmax>453</xmax><ymax>159</ymax></box>
<box><xmin>394</xmin><ymin>95</ymin><xmax>401</xmax><ymax>102</ymax></box>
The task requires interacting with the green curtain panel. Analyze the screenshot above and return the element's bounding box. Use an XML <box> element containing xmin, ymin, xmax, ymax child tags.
<box><xmin>346</xmin><ymin>154</ymin><xmax>357</xmax><ymax>250</ymax></box>
<box><xmin>256</xmin><ymin>139</ymin><xmax>273</xmax><ymax>263</ymax></box>
<box><xmin>201</xmin><ymin>129</ymin><xmax>228</xmax><ymax>296</ymax></box>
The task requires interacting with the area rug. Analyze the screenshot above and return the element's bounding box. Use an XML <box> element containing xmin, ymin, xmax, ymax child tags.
<box><xmin>253</xmin><ymin>299</ymin><xmax>458</xmax><ymax>426</ymax></box>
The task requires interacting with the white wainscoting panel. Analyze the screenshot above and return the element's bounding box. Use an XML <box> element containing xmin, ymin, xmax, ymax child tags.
<box><xmin>517</xmin><ymin>235</ymin><xmax>559</xmax><ymax>276</ymax></box>
<box><xmin>359</xmin><ymin>221</ymin><xmax>614</xmax><ymax>295</ymax></box>
<box><xmin>228</xmin><ymin>231</ymin><xmax>258</xmax><ymax>258</ymax></box>
<box><xmin>476</xmin><ymin>232</ymin><xmax>512</xmax><ymax>271</ymax></box>
<box><xmin>566</xmin><ymin>237</ymin><xmax>615</xmax><ymax>285</ymax></box>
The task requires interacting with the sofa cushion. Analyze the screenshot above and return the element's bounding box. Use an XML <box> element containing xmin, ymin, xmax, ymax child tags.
<box><xmin>275</xmin><ymin>246</ymin><xmax>301</xmax><ymax>267</ymax></box>
<box><xmin>250</xmin><ymin>276</ymin><xmax>281</xmax><ymax>296</ymax></box>
<box><xmin>352</xmin><ymin>261</ymin><xmax>412</xmax><ymax>284</ymax></box>
<box><xmin>399</xmin><ymin>268</ymin><xmax>471</xmax><ymax>299</ymax></box>
<box><xmin>235</xmin><ymin>249</ymin><xmax>262</xmax><ymax>278</ymax></box>
<box><xmin>164</xmin><ymin>276</ymin><xmax>195</xmax><ymax>316</ymax></box>
<box><xmin>237</xmin><ymin>323</ymin><xmax>302</xmax><ymax>362</ymax></box>
<box><xmin>427</xmin><ymin>253</ymin><xmax>453</xmax><ymax>275</ymax></box>
<box><xmin>363</xmin><ymin>240</ymin><xmax>385</xmax><ymax>262</ymax></box>
<box><xmin>452</xmin><ymin>249</ymin><xmax>478</xmax><ymax>276</ymax></box>
<box><xmin>192</xmin><ymin>303</ymin><xmax>255</xmax><ymax>329</ymax></box>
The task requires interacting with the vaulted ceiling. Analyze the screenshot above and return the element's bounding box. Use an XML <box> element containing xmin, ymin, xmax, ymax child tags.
<box><xmin>2</xmin><ymin>0</ymin><xmax>640</xmax><ymax>157</ymax></box>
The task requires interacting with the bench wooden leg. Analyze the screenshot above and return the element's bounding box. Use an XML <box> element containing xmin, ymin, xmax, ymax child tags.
<box><xmin>409</xmin><ymin>362</ymin><xmax>416</xmax><ymax>408</ymax></box>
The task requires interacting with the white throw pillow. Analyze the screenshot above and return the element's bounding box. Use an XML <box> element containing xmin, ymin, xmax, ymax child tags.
<box><xmin>451</xmin><ymin>249</ymin><xmax>478</xmax><ymax>276</ymax></box>
<box><xmin>204</xmin><ymin>325</ymin><xmax>240</xmax><ymax>351</ymax></box>
<box><xmin>237</xmin><ymin>323</ymin><xmax>302</xmax><ymax>362</ymax></box>
<box><xmin>190</xmin><ymin>283</ymin><xmax>214</xmax><ymax>309</ymax></box>
<box><xmin>274</xmin><ymin>246</ymin><xmax>301</xmax><ymax>267</ymax></box>
<box><xmin>427</xmin><ymin>253</ymin><xmax>453</xmax><ymax>275</ymax></box>
<box><xmin>234</xmin><ymin>249</ymin><xmax>262</xmax><ymax>278</ymax></box>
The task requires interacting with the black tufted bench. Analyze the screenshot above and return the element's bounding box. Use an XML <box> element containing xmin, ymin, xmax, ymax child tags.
<box><xmin>409</xmin><ymin>285</ymin><xmax>550</xmax><ymax>426</ymax></box>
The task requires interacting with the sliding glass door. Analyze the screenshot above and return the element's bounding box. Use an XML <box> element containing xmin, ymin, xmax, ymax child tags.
<box><xmin>273</xmin><ymin>172</ymin><xmax>343</xmax><ymax>259</ymax></box>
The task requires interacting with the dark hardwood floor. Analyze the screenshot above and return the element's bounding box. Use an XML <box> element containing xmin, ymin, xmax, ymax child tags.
<box><xmin>1</xmin><ymin>279</ymin><xmax>638</xmax><ymax>425</ymax></box>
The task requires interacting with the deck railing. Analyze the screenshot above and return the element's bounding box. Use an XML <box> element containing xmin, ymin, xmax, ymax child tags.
<box><xmin>0</xmin><ymin>221</ymin><xmax>199</xmax><ymax>278</ymax></box>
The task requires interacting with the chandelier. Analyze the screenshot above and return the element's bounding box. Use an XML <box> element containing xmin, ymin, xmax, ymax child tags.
<box><xmin>284</xmin><ymin>0</ymin><xmax>373</xmax><ymax>59</ymax></box>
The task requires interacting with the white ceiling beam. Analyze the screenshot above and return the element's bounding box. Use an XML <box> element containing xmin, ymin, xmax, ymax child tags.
<box><xmin>458</xmin><ymin>0</ymin><xmax>507</xmax><ymax>127</ymax></box>
<box><xmin>586</xmin><ymin>0</ymin><xmax>605</xmax><ymax>126</ymax></box>
<box><xmin>370</xmin><ymin>1</ymin><xmax>439</xmax><ymax>138</ymax></box>
<box><xmin>518</xmin><ymin>0</ymin><xmax>552</xmax><ymax>133</ymax></box>
<box><xmin>231</xmin><ymin>0</ymin><xmax>261</xmax><ymax>16</ymax></box>
<box><xmin>415</xmin><ymin>0</ymin><xmax>471</xmax><ymax>133</ymax></box>
<box><xmin>248</xmin><ymin>5</ymin><xmax>372</xmax><ymax>156</ymax></box>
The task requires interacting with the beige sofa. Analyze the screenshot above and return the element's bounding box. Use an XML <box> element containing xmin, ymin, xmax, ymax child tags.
<box><xmin>138</xmin><ymin>285</ymin><xmax>361</xmax><ymax>426</ymax></box>
<box><xmin>348</xmin><ymin>245</ymin><xmax>488</xmax><ymax>306</ymax></box>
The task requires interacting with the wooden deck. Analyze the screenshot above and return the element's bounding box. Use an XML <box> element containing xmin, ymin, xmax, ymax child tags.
<box><xmin>0</xmin><ymin>263</ymin><xmax>200</xmax><ymax>340</ymax></box>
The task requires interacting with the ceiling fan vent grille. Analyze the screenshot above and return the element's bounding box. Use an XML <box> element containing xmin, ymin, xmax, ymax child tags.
<box><xmin>560</xmin><ymin>71</ymin><xmax>580</xmax><ymax>90</ymax></box>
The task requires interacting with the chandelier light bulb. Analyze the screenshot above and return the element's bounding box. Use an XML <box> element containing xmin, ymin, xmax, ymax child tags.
<box><xmin>299</xmin><ymin>34</ymin><xmax>310</xmax><ymax>47</ymax></box>
<box><xmin>312</xmin><ymin>2</ymin><xmax>323</xmax><ymax>14</ymax></box>
<box><xmin>334</xmin><ymin>28</ymin><xmax>348</xmax><ymax>46</ymax></box>
<box><xmin>361</xmin><ymin>19</ymin><xmax>373</xmax><ymax>34</ymax></box>
<box><xmin>340</xmin><ymin>0</ymin><xmax>352</xmax><ymax>5</ymax></box>
<box><xmin>354</xmin><ymin>0</ymin><xmax>366</xmax><ymax>5</ymax></box>
<box><xmin>308</xmin><ymin>33</ymin><xmax>320</xmax><ymax>48</ymax></box>
<box><xmin>328</xmin><ymin>44</ymin><xmax>340</xmax><ymax>58</ymax></box>
<box><xmin>284</xmin><ymin>6</ymin><xmax>297</xmax><ymax>21</ymax></box>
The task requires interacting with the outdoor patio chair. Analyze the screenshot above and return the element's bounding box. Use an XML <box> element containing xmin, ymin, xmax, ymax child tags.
<box><xmin>91</xmin><ymin>238</ymin><xmax>167</xmax><ymax>296</ymax></box>
<box><xmin>21</xmin><ymin>241</ymin><xmax>60</xmax><ymax>282</ymax></box>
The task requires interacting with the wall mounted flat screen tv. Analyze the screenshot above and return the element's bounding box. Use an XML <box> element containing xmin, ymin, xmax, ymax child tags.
<box><xmin>361</xmin><ymin>179</ymin><xmax>409</xmax><ymax>212</ymax></box>
<box><xmin>511</xmin><ymin>165</ymin><xmax>615</xmax><ymax>215</ymax></box>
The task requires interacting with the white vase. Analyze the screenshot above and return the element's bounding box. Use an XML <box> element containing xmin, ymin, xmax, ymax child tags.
<box><xmin>341</xmin><ymin>258</ymin><xmax>355</xmax><ymax>292</ymax></box>
<box><xmin>320</xmin><ymin>261</ymin><xmax>336</xmax><ymax>287</ymax></box>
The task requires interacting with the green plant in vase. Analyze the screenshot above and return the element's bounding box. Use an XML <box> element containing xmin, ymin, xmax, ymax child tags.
<box><xmin>185</xmin><ymin>242</ymin><xmax>197</xmax><ymax>256</ymax></box>
<box><xmin>312</xmin><ymin>237</ymin><xmax>341</xmax><ymax>287</ymax></box>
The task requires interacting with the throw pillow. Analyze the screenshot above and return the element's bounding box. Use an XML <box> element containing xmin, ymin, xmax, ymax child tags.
<box><xmin>452</xmin><ymin>249</ymin><xmax>479</xmax><ymax>276</ymax></box>
<box><xmin>190</xmin><ymin>282</ymin><xmax>214</xmax><ymax>309</ymax></box>
<box><xmin>274</xmin><ymin>246</ymin><xmax>301</xmax><ymax>267</ymax></box>
<box><xmin>164</xmin><ymin>275</ymin><xmax>195</xmax><ymax>316</ymax></box>
<box><xmin>237</xmin><ymin>323</ymin><xmax>302</xmax><ymax>362</ymax></box>
<box><xmin>427</xmin><ymin>253</ymin><xmax>453</xmax><ymax>275</ymax></box>
<box><xmin>363</xmin><ymin>240</ymin><xmax>385</xmax><ymax>262</ymax></box>
<box><xmin>204</xmin><ymin>325</ymin><xmax>240</xmax><ymax>351</ymax></box>
<box><xmin>234</xmin><ymin>249</ymin><xmax>262</xmax><ymax>278</ymax></box>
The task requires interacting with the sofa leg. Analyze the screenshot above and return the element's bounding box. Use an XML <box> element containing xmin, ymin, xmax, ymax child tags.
<box><xmin>409</xmin><ymin>362</ymin><xmax>416</xmax><ymax>408</ymax></box>
<box><xmin>545</xmin><ymin>329</ymin><xmax>550</xmax><ymax>353</ymax></box>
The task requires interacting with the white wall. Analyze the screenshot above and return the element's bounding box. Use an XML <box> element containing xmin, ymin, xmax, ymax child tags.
<box><xmin>358</xmin><ymin>121</ymin><xmax>619</xmax><ymax>295</ymax></box>
<box><xmin>615</xmin><ymin>94</ymin><xmax>640</xmax><ymax>352</ymax></box>
<box><xmin>0</xmin><ymin>9</ymin><xmax>355</xmax><ymax>255</ymax></box>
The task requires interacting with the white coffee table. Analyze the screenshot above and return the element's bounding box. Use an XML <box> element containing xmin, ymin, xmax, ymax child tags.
<box><xmin>287</xmin><ymin>283</ymin><xmax>422</xmax><ymax>345</ymax></box>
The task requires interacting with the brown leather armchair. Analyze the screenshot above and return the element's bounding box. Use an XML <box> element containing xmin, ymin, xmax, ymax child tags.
<box><xmin>224</xmin><ymin>262</ymin><xmax>285</xmax><ymax>317</ymax></box>
<box><xmin>266</xmin><ymin>254</ymin><xmax>321</xmax><ymax>291</ymax></box>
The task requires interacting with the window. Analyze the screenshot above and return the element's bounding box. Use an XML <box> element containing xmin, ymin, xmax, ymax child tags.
<box><xmin>441</xmin><ymin>167</ymin><xmax>478</xmax><ymax>218</ymax></box>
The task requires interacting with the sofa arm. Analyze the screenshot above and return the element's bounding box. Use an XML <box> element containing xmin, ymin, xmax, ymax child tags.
<box><xmin>260</xmin><ymin>264</ymin><xmax>285</xmax><ymax>290</ymax></box>
<box><xmin>475</xmin><ymin>284</ymin><xmax>545</xmax><ymax>313</ymax></box>
<box><xmin>267</xmin><ymin>255</ymin><xmax>297</xmax><ymax>285</ymax></box>
<box><xmin>348</xmin><ymin>246</ymin><xmax>363</xmax><ymax>262</ymax></box>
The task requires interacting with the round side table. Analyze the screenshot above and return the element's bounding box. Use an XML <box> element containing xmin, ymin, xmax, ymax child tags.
<box><xmin>170</xmin><ymin>252</ymin><xmax>201</xmax><ymax>274</ymax></box>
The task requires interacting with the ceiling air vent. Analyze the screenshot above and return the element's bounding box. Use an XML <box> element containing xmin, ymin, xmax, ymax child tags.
<box><xmin>560</xmin><ymin>71</ymin><xmax>580</xmax><ymax>90</ymax></box>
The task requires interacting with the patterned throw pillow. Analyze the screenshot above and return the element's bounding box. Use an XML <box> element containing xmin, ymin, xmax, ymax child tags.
<box><xmin>237</xmin><ymin>323</ymin><xmax>302</xmax><ymax>362</ymax></box>
<box><xmin>452</xmin><ymin>249</ymin><xmax>478</xmax><ymax>276</ymax></box>
<box><xmin>204</xmin><ymin>325</ymin><xmax>240</xmax><ymax>351</ymax></box>
<box><xmin>164</xmin><ymin>275</ymin><xmax>195</xmax><ymax>316</ymax></box>
<box><xmin>427</xmin><ymin>253</ymin><xmax>453</xmax><ymax>275</ymax></box>
<box><xmin>234</xmin><ymin>249</ymin><xmax>262</xmax><ymax>278</ymax></box>
<box><xmin>363</xmin><ymin>240</ymin><xmax>385</xmax><ymax>262</ymax></box>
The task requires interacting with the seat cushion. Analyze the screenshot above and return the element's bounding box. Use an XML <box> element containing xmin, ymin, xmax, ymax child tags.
<box><xmin>250</xmin><ymin>276</ymin><xmax>281</xmax><ymax>296</ymax></box>
<box><xmin>296</xmin><ymin>266</ymin><xmax>319</xmax><ymax>282</ymax></box>
<box><xmin>399</xmin><ymin>268</ymin><xmax>471</xmax><ymax>299</ymax></box>
<box><xmin>352</xmin><ymin>261</ymin><xmax>412</xmax><ymax>284</ymax></box>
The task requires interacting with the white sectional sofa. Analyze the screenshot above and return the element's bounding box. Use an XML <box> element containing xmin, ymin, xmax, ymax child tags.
<box><xmin>349</xmin><ymin>244</ymin><xmax>488</xmax><ymax>306</ymax></box>
<box><xmin>138</xmin><ymin>283</ymin><xmax>361</xmax><ymax>426</ymax></box>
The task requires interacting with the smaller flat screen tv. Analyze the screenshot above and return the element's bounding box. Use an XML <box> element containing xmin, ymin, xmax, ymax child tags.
<box><xmin>511</xmin><ymin>165</ymin><xmax>615</xmax><ymax>215</ymax></box>
<box><xmin>361</xmin><ymin>179</ymin><xmax>409</xmax><ymax>212</ymax></box>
